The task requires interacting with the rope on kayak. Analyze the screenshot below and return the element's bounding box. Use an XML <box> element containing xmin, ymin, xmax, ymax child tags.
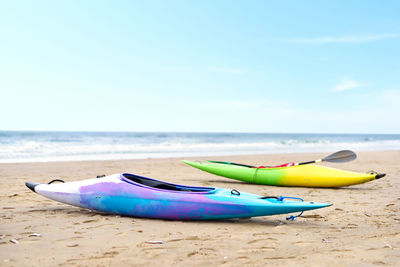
<box><xmin>286</xmin><ymin>211</ymin><xmax>304</xmax><ymax>221</ymax></box>
<box><xmin>276</xmin><ymin>196</ymin><xmax>305</xmax><ymax>221</ymax></box>
<box><xmin>260</xmin><ymin>196</ymin><xmax>279</xmax><ymax>199</ymax></box>
<box><xmin>277</xmin><ymin>196</ymin><xmax>304</xmax><ymax>202</ymax></box>
<box><xmin>231</xmin><ymin>189</ymin><xmax>240</xmax><ymax>196</ymax></box>
<box><xmin>48</xmin><ymin>179</ymin><xmax>65</xmax><ymax>184</ymax></box>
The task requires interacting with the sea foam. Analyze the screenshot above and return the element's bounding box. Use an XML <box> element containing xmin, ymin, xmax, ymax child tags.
<box><xmin>0</xmin><ymin>131</ymin><xmax>399</xmax><ymax>163</ymax></box>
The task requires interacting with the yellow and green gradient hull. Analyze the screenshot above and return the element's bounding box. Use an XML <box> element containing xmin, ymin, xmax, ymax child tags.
<box><xmin>183</xmin><ymin>160</ymin><xmax>384</xmax><ymax>187</ymax></box>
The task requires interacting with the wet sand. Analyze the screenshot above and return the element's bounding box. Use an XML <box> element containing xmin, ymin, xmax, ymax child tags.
<box><xmin>1</xmin><ymin>150</ymin><xmax>399</xmax><ymax>266</ymax></box>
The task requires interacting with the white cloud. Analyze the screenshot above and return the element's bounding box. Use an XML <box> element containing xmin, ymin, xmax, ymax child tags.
<box><xmin>290</xmin><ymin>33</ymin><xmax>399</xmax><ymax>44</ymax></box>
<box><xmin>332</xmin><ymin>78</ymin><xmax>370</xmax><ymax>92</ymax></box>
<box><xmin>209</xmin><ymin>67</ymin><xmax>247</xmax><ymax>75</ymax></box>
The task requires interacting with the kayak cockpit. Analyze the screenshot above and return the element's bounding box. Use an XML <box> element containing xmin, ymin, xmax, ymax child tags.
<box><xmin>121</xmin><ymin>173</ymin><xmax>215</xmax><ymax>192</ymax></box>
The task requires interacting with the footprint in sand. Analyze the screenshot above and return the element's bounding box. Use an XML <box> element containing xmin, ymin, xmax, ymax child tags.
<box><xmin>66</xmin><ymin>258</ymin><xmax>81</xmax><ymax>263</ymax></box>
<box><xmin>85</xmin><ymin>223</ymin><xmax>114</xmax><ymax>229</ymax></box>
<box><xmin>186</xmin><ymin>248</ymin><xmax>217</xmax><ymax>257</ymax></box>
<box><xmin>111</xmin><ymin>245</ymin><xmax>129</xmax><ymax>250</ymax></box>
<box><xmin>167</xmin><ymin>238</ymin><xmax>184</xmax><ymax>243</ymax></box>
<box><xmin>330</xmin><ymin>248</ymin><xmax>352</xmax><ymax>252</ymax></box>
<box><xmin>292</xmin><ymin>241</ymin><xmax>313</xmax><ymax>246</ymax></box>
<box><xmin>115</xmin><ymin>232</ymin><xmax>127</xmax><ymax>236</ymax></box>
<box><xmin>252</xmin><ymin>232</ymin><xmax>275</xmax><ymax>237</ymax></box>
<box><xmin>264</xmin><ymin>256</ymin><xmax>296</xmax><ymax>260</ymax></box>
<box><xmin>199</xmin><ymin>247</ymin><xmax>216</xmax><ymax>252</ymax></box>
<box><xmin>87</xmin><ymin>251</ymin><xmax>120</xmax><ymax>259</ymax></box>
<box><xmin>82</xmin><ymin>219</ymin><xmax>100</xmax><ymax>223</ymax></box>
<box><xmin>103</xmin><ymin>251</ymin><xmax>119</xmax><ymax>257</ymax></box>
<box><xmin>185</xmin><ymin>235</ymin><xmax>201</xmax><ymax>241</ymax></box>
<box><xmin>187</xmin><ymin>251</ymin><xmax>199</xmax><ymax>257</ymax></box>
<box><xmin>329</xmin><ymin>227</ymin><xmax>342</xmax><ymax>232</ymax></box>
<box><xmin>20</xmin><ymin>240</ymin><xmax>41</xmax><ymax>244</ymax></box>
<box><xmin>301</xmin><ymin>214</ymin><xmax>324</xmax><ymax>219</ymax></box>
<box><xmin>56</xmin><ymin>236</ymin><xmax>84</xmax><ymax>242</ymax></box>
<box><xmin>341</xmin><ymin>223</ymin><xmax>358</xmax><ymax>229</ymax></box>
<box><xmin>247</xmin><ymin>238</ymin><xmax>277</xmax><ymax>244</ymax></box>
<box><xmin>237</xmin><ymin>247</ymin><xmax>276</xmax><ymax>253</ymax></box>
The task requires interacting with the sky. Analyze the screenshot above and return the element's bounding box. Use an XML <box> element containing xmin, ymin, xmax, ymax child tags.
<box><xmin>0</xmin><ymin>1</ymin><xmax>399</xmax><ymax>133</ymax></box>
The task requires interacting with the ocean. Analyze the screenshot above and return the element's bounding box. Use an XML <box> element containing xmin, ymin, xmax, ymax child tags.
<box><xmin>0</xmin><ymin>131</ymin><xmax>399</xmax><ymax>163</ymax></box>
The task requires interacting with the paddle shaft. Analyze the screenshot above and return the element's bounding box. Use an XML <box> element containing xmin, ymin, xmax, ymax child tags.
<box><xmin>296</xmin><ymin>150</ymin><xmax>356</xmax><ymax>166</ymax></box>
<box><xmin>297</xmin><ymin>159</ymin><xmax>322</xmax><ymax>166</ymax></box>
<box><xmin>209</xmin><ymin>150</ymin><xmax>356</xmax><ymax>168</ymax></box>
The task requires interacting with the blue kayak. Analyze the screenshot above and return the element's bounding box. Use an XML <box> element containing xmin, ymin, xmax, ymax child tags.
<box><xmin>26</xmin><ymin>173</ymin><xmax>331</xmax><ymax>220</ymax></box>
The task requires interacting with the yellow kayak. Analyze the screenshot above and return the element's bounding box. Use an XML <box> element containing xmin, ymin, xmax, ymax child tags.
<box><xmin>183</xmin><ymin>160</ymin><xmax>385</xmax><ymax>188</ymax></box>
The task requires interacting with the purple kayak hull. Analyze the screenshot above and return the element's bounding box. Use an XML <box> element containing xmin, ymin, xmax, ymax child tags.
<box><xmin>26</xmin><ymin>173</ymin><xmax>331</xmax><ymax>220</ymax></box>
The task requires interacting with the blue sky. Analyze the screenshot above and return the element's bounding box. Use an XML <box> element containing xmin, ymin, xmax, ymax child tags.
<box><xmin>1</xmin><ymin>1</ymin><xmax>399</xmax><ymax>133</ymax></box>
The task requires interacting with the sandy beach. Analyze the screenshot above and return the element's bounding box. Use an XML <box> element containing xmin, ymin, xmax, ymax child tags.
<box><xmin>0</xmin><ymin>150</ymin><xmax>399</xmax><ymax>266</ymax></box>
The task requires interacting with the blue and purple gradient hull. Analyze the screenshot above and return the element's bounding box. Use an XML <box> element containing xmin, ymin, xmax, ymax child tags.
<box><xmin>26</xmin><ymin>173</ymin><xmax>331</xmax><ymax>220</ymax></box>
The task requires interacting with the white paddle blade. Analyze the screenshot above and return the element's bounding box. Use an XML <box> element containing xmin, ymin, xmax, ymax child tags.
<box><xmin>323</xmin><ymin>150</ymin><xmax>357</xmax><ymax>163</ymax></box>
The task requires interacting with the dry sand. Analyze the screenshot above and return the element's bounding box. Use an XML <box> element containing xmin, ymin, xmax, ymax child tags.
<box><xmin>1</xmin><ymin>150</ymin><xmax>399</xmax><ymax>266</ymax></box>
